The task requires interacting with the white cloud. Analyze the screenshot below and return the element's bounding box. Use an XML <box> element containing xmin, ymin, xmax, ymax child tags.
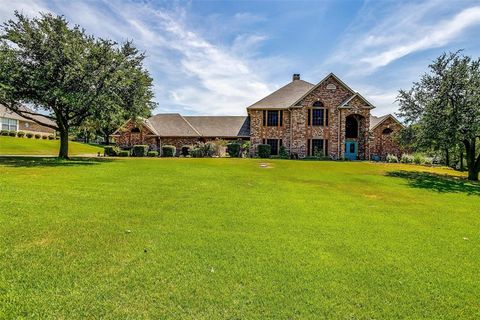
<box><xmin>0</xmin><ymin>0</ymin><xmax>275</xmax><ymax>115</ymax></box>
<box><xmin>327</xmin><ymin>1</ymin><xmax>480</xmax><ymax>75</ymax></box>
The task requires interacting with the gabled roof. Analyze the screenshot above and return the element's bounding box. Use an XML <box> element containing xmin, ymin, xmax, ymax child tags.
<box><xmin>246</xmin><ymin>79</ymin><xmax>314</xmax><ymax>109</ymax></box>
<box><xmin>184</xmin><ymin>116</ymin><xmax>250</xmax><ymax>137</ymax></box>
<box><xmin>291</xmin><ymin>73</ymin><xmax>357</xmax><ymax>107</ymax></box>
<box><xmin>338</xmin><ymin>93</ymin><xmax>374</xmax><ymax>109</ymax></box>
<box><xmin>0</xmin><ymin>104</ymin><xmax>56</xmax><ymax>127</ymax></box>
<box><xmin>369</xmin><ymin>114</ymin><xmax>404</xmax><ymax>130</ymax></box>
<box><xmin>147</xmin><ymin>113</ymin><xmax>201</xmax><ymax>137</ymax></box>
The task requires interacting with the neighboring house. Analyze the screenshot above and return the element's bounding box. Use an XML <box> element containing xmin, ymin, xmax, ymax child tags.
<box><xmin>0</xmin><ymin>105</ymin><xmax>56</xmax><ymax>135</ymax></box>
<box><xmin>113</xmin><ymin>73</ymin><xmax>404</xmax><ymax>159</ymax></box>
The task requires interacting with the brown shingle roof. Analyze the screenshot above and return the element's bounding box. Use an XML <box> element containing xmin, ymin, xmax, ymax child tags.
<box><xmin>184</xmin><ymin>116</ymin><xmax>250</xmax><ymax>137</ymax></box>
<box><xmin>0</xmin><ymin>104</ymin><xmax>56</xmax><ymax>127</ymax></box>
<box><xmin>370</xmin><ymin>114</ymin><xmax>404</xmax><ymax>130</ymax></box>
<box><xmin>146</xmin><ymin>113</ymin><xmax>201</xmax><ymax>137</ymax></box>
<box><xmin>246</xmin><ymin>79</ymin><xmax>315</xmax><ymax>109</ymax></box>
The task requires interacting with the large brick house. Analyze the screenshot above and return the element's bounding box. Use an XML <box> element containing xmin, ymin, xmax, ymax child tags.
<box><xmin>0</xmin><ymin>105</ymin><xmax>55</xmax><ymax>136</ymax></box>
<box><xmin>113</xmin><ymin>73</ymin><xmax>403</xmax><ymax>160</ymax></box>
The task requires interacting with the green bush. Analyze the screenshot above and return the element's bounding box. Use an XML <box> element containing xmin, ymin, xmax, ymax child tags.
<box><xmin>257</xmin><ymin>144</ymin><xmax>271</xmax><ymax>158</ymax></box>
<box><xmin>8</xmin><ymin>131</ymin><xmax>16</xmax><ymax>137</ymax></box>
<box><xmin>0</xmin><ymin>130</ymin><xmax>9</xmax><ymax>136</ymax></box>
<box><xmin>413</xmin><ymin>153</ymin><xmax>425</xmax><ymax>165</ymax></box>
<box><xmin>386</xmin><ymin>154</ymin><xmax>399</xmax><ymax>163</ymax></box>
<box><xmin>26</xmin><ymin>132</ymin><xmax>34</xmax><ymax>138</ymax></box>
<box><xmin>279</xmin><ymin>146</ymin><xmax>289</xmax><ymax>159</ymax></box>
<box><xmin>400</xmin><ymin>154</ymin><xmax>414</xmax><ymax>163</ymax></box>
<box><xmin>118</xmin><ymin>150</ymin><xmax>130</xmax><ymax>157</ymax></box>
<box><xmin>227</xmin><ymin>143</ymin><xmax>241</xmax><ymax>157</ymax></box>
<box><xmin>181</xmin><ymin>145</ymin><xmax>191</xmax><ymax>157</ymax></box>
<box><xmin>162</xmin><ymin>145</ymin><xmax>176</xmax><ymax>157</ymax></box>
<box><xmin>41</xmin><ymin>135</ymin><xmax>47</xmax><ymax>139</ymax></box>
<box><xmin>132</xmin><ymin>145</ymin><xmax>149</xmax><ymax>157</ymax></box>
<box><xmin>424</xmin><ymin>157</ymin><xmax>434</xmax><ymax>165</ymax></box>
<box><xmin>147</xmin><ymin>151</ymin><xmax>159</xmax><ymax>157</ymax></box>
<box><xmin>189</xmin><ymin>147</ymin><xmax>203</xmax><ymax>158</ymax></box>
<box><xmin>17</xmin><ymin>131</ymin><xmax>25</xmax><ymax>137</ymax></box>
<box><xmin>48</xmin><ymin>135</ymin><xmax>54</xmax><ymax>140</ymax></box>
<box><xmin>104</xmin><ymin>146</ymin><xmax>119</xmax><ymax>156</ymax></box>
<box><xmin>34</xmin><ymin>133</ymin><xmax>41</xmax><ymax>139</ymax></box>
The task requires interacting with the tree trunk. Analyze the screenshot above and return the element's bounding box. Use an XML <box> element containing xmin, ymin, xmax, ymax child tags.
<box><xmin>445</xmin><ymin>148</ymin><xmax>450</xmax><ymax>167</ymax></box>
<box><xmin>58</xmin><ymin>129</ymin><xmax>69</xmax><ymax>159</ymax></box>
<box><xmin>460</xmin><ymin>150</ymin><xmax>464</xmax><ymax>171</ymax></box>
<box><xmin>104</xmin><ymin>133</ymin><xmax>110</xmax><ymax>145</ymax></box>
<box><xmin>464</xmin><ymin>139</ymin><xmax>479</xmax><ymax>181</ymax></box>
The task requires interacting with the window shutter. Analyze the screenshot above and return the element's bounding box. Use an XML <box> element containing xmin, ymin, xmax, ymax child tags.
<box><xmin>325</xmin><ymin>109</ymin><xmax>329</xmax><ymax>126</ymax></box>
<box><xmin>262</xmin><ymin>110</ymin><xmax>266</xmax><ymax>126</ymax></box>
<box><xmin>262</xmin><ymin>138</ymin><xmax>265</xmax><ymax>144</ymax></box>
<box><xmin>307</xmin><ymin>139</ymin><xmax>311</xmax><ymax>156</ymax></box>
<box><xmin>325</xmin><ymin>139</ymin><xmax>329</xmax><ymax>156</ymax></box>
<box><xmin>279</xmin><ymin>110</ymin><xmax>283</xmax><ymax>126</ymax></box>
<box><xmin>307</xmin><ymin>109</ymin><xmax>311</xmax><ymax>126</ymax></box>
<box><xmin>280</xmin><ymin>139</ymin><xmax>283</xmax><ymax>147</ymax></box>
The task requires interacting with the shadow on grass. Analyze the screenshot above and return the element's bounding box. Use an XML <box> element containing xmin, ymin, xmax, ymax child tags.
<box><xmin>0</xmin><ymin>156</ymin><xmax>115</xmax><ymax>168</ymax></box>
<box><xmin>386</xmin><ymin>170</ymin><xmax>480</xmax><ymax>196</ymax></box>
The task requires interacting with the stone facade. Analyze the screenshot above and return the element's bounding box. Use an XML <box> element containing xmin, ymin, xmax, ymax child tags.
<box><xmin>369</xmin><ymin>116</ymin><xmax>404</xmax><ymax>160</ymax></box>
<box><xmin>248</xmin><ymin>75</ymin><xmax>374</xmax><ymax>159</ymax></box>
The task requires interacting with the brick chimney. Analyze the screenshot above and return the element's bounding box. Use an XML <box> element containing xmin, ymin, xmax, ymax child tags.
<box><xmin>292</xmin><ymin>74</ymin><xmax>300</xmax><ymax>81</ymax></box>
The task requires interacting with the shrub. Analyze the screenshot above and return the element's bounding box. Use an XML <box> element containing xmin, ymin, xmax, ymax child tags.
<box><xmin>41</xmin><ymin>135</ymin><xmax>47</xmax><ymax>139</ymax></box>
<box><xmin>386</xmin><ymin>154</ymin><xmax>399</xmax><ymax>163</ymax></box>
<box><xmin>34</xmin><ymin>133</ymin><xmax>41</xmax><ymax>139</ymax></box>
<box><xmin>200</xmin><ymin>142</ymin><xmax>215</xmax><ymax>157</ymax></box>
<box><xmin>17</xmin><ymin>131</ymin><xmax>25</xmax><ymax>137</ymax></box>
<box><xmin>8</xmin><ymin>131</ymin><xmax>16</xmax><ymax>137</ymax></box>
<box><xmin>227</xmin><ymin>143</ymin><xmax>241</xmax><ymax>157</ymax></box>
<box><xmin>118</xmin><ymin>150</ymin><xmax>130</xmax><ymax>157</ymax></box>
<box><xmin>147</xmin><ymin>151</ymin><xmax>159</xmax><ymax>157</ymax></box>
<box><xmin>132</xmin><ymin>145</ymin><xmax>149</xmax><ymax>157</ymax></box>
<box><xmin>0</xmin><ymin>130</ymin><xmax>9</xmax><ymax>136</ymax></box>
<box><xmin>257</xmin><ymin>144</ymin><xmax>271</xmax><ymax>158</ymax></box>
<box><xmin>162</xmin><ymin>145</ymin><xmax>176</xmax><ymax>157</ymax></box>
<box><xmin>26</xmin><ymin>132</ymin><xmax>34</xmax><ymax>138</ymax></box>
<box><xmin>279</xmin><ymin>146</ymin><xmax>289</xmax><ymax>159</ymax></box>
<box><xmin>189</xmin><ymin>147</ymin><xmax>204</xmax><ymax>158</ymax></box>
<box><xmin>48</xmin><ymin>135</ymin><xmax>54</xmax><ymax>140</ymax></box>
<box><xmin>181</xmin><ymin>145</ymin><xmax>191</xmax><ymax>157</ymax></box>
<box><xmin>241</xmin><ymin>141</ymin><xmax>251</xmax><ymax>157</ymax></box>
<box><xmin>424</xmin><ymin>157</ymin><xmax>434</xmax><ymax>165</ymax></box>
<box><xmin>400</xmin><ymin>154</ymin><xmax>414</xmax><ymax>164</ymax></box>
<box><xmin>104</xmin><ymin>146</ymin><xmax>119</xmax><ymax>156</ymax></box>
<box><xmin>413</xmin><ymin>153</ymin><xmax>425</xmax><ymax>165</ymax></box>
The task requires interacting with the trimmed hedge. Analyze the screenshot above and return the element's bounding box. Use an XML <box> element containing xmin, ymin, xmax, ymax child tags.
<box><xmin>181</xmin><ymin>145</ymin><xmax>190</xmax><ymax>157</ymax></box>
<box><xmin>118</xmin><ymin>150</ymin><xmax>130</xmax><ymax>157</ymax></box>
<box><xmin>162</xmin><ymin>145</ymin><xmax>176</xmax><ymax>157</ymax></box>
<box><xmin>17</xmin><ymin>131</ymin><xmax>25</xmax><ymax>137</ymax></box>
<box><xmin>8</xmin><ymin>131</ymin><xmax>16</xmax><ymax>137</ymax></box>
<box><xmin>257</xmin><ymin>144</ymin><xmax>271</xmax><ymax>158</ymax></box>
<box><xmin>104</xmin><ymin>146</ymin><xmax>119</xmax><ymax>156</ymax></box>
<box><xmin>227</xmin><ymin>143</ymin><xmax>241</xmax><ymax>157</ymax></box>
<box><xmin>34</xmin><ymin>133</ymin><xmax>41</xmax><ymax>139</ymax></box>
<box><xmin>132</xmin><ymin>145</ymin><xmax>148</xmax><ymax>157</ymax></box>
<box><xmin>386</xmin><ymin>154</ymin><xmax>399</xmax><ymax>163</ymax></box>
<box><xmin>41</xmin><ymin>135</ymin><xmax>47</xmax><ymax>139</ymax></box>
<box><xmin>147</xmin><ymin>151</ymin><xmax>159</xmax><ymax>157</ymax></box>
<box><xmin>0</xmin><ymin>130</ymin><xmax>9</xmax><ymax>136</ymax></box>
<box><xmin>26</xmin><ymin>133</ymin><xmax>34</xmax><ymax>138</ymax></box>
<box><xmin>48</xmin><ymin>135</ymin><xmax>54</xmax><ymax>140</ymax></box>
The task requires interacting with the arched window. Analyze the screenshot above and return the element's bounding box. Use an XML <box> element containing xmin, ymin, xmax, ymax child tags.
<box><xmin>313</xmin><ymin>101</ymin><xmax>323</xmax><ymax>108</ymax></box>
<box><xmin>131</xmin><ymin>127</ymin><xmax>140</xmax><ymax>133</ymax></box>
<box><xmin>382</xmin><ymin>128</ymin><xmax>393</xmax><ymax>135</ymax></box>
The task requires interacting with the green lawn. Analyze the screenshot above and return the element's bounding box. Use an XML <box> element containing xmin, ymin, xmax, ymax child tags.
<box><xmin>0</xmin><ymin>136</ymin><xmax>103</xmax><ymax>155</ymax></box>
<box><xmin>0</xmin><ymin>158</ymin><xmax>479</xmax><ymax>319</ymax></box>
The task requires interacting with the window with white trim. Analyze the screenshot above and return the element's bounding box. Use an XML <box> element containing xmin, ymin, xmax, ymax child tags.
<box><xmin>1</xmin><ymin>118</ymin><xmax>18</xmax><ymax>131</ymax></box>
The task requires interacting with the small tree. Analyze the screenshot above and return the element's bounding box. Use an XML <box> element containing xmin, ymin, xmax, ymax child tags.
<box><xmin>0</xmin><ymin>12</ymin><xmax>155</xmax><ymax>159</ymax></box>
<box><xmin>397</xmin><ymin>52</ymin><xmax>480</xmax><ymax>180</ymax></box>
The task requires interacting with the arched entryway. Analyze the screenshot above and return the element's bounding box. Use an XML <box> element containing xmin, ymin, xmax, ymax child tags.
<box><xmin>344</xmin><ymin>114</ymin><xmax>366</xmax><ymax>160</ymax></box>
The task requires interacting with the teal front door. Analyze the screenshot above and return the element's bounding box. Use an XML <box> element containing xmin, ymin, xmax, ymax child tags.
<box><xmin>345</xmin><ymin>141</ymin><xmax>358</xmax><ymax>160</ymax></box>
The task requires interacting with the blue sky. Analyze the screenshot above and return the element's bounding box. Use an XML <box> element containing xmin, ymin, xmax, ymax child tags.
<box><xmin>1</xmin><ymin>0</ymin><xmax>480</xmax><ymax>116</ymax></box>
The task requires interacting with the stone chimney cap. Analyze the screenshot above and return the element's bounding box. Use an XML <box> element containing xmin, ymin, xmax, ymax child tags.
<box><xmin>292</xmin><ymin>74</ymin><xmax>300</xmax><ymax>81</ymax></box>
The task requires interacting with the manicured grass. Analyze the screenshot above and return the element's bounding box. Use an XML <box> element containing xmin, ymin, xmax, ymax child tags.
<box><xmin>0</xmin><ymin>158</ymin><xmax>479</xmax><ymax>319</ymax></box>
<box><xmin>0</xmin><ymin>136</ymin><xmax>103</xmax><ymax>155</ymax></box>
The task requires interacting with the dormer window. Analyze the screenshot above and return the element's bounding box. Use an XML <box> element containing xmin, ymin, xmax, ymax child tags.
<box><xmin>131</xmin><ymin>127</ymin><xmax>140</xmax><ymax>133</ymax></box>
<box><xmin>382</xmin><ymin>128</ymin><xmax>393</xmax><ymax>135</ymax></box>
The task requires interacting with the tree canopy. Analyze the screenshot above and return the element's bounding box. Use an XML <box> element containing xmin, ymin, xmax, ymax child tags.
<box><xmin>0</xmin><ymin>11</ymin><xmax>155</xmax><ymax>158</ymax></box>
<box><xmin>397</xmin><ymin>51</ymin><xmax>480</xmax><ymax>180</ymax></box>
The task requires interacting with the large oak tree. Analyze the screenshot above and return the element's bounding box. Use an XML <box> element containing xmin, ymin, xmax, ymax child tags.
<box><xmin>397</xmin><ymin>52</ymin><xmax>480</xmax><ymax>181</ymax></box>
<box><xmin>0</xmin><ymin>12</ymin><xmax>155</xmax><ymax>159</ymax></box>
